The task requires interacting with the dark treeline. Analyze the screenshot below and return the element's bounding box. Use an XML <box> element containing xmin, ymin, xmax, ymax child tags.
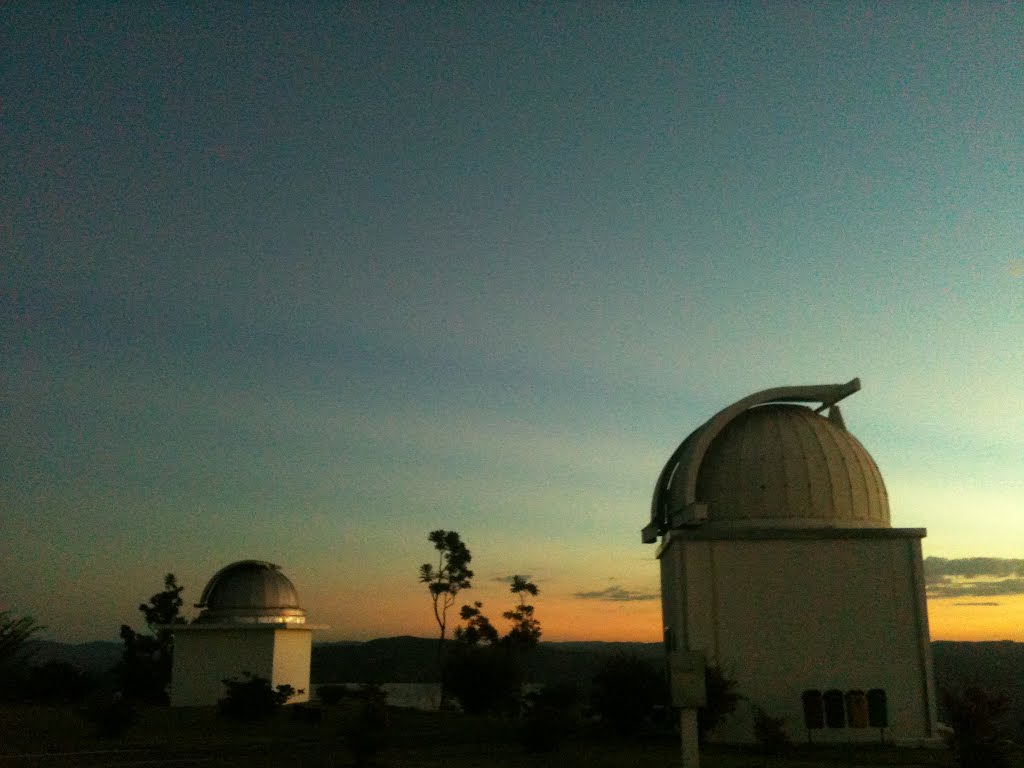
<box><xmin>16</xmin><ymin>635</ymin><xmax>1024</xmax><ymax>743</ymax></box>
<box><xmin>310</xmin><ymin>636</ymin><xmax>664</xmax><ymax>687</ymax></box>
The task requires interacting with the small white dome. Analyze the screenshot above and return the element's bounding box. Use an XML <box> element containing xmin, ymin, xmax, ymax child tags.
<box><xmin>195</xmin><ymin>560</ymin><xmax>306</xmax><ymax>625</ymax></box>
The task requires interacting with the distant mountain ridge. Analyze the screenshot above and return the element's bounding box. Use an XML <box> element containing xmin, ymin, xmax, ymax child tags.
<box><xmin>24</xmin><ymin>640</ymin><xmax>124</xmax><ymax>676</ymax></box>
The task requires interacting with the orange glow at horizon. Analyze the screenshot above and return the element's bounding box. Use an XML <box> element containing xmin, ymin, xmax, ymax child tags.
<box><xmin>927</xmin><ymin>594</ymin><xmax>1024</xmax><ymax>642</ymax></box>
<box><xmin>316</xmin><ymin>581</ymin><xmax>1024</xmax><ymax>645</ymax></box>
<box><xmin>531</xmin><ymin>595</ymin><xmax>662</xmax><ymax>642</ymax></box>
<box><xmin>313</xmin><ymin>584</ymin><xmax>664</xmax><ymax>643</ymax></box>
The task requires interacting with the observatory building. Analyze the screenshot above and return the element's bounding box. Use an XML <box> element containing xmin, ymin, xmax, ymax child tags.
<box><xmin>643</xmin><ymin>379</ymin><xmax>938</xmax><ymax>743</ymax></box>
<box><xmin>167</xmin><ymin>560</ymin><xmax>322</xmax><ymax>707</ymax></box>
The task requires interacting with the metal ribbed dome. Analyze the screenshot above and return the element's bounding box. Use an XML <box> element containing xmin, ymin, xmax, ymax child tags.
<box><xmin>695</xmin><ymin>403</ymin><xmax>889</xmax><ymax>528</ymax></box>
<box><xmin>645</xmin><ymin>379</ymin><xmax>890</xmax><ymax>541</ymax></box>
<box><xmin>195</xmin><ymin>561</ymin><xmax>306</xmax><ymax>625</ymax></box>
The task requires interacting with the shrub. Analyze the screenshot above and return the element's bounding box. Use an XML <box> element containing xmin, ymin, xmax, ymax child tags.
<box><xmin>591</xmin><ymin>654</ymin><xmax>666</xmax><ymax>734</ymax></box>
<box><xmin>218</xmin><ymin>673</ymin><xmax>299</xmax><ymax>720</ymax></box>
<box><xmin>753</xmin><ymin>706</ymin><xmax>790</xmax><ymax>765</ymax></box>
<box><xmin>698</xmin><ymin>664</ymin><xmax>741</xmax><ymax>743</ymax></box>
<box><xmin>82</xmin><ymin>690</ymin><xmax>136</xmax><ymax>738</ymax></box>
<box><xmin>317</xmin><ymin>684</ymin><xmax>350</xmax><ymax>705</ymax></box>
<box><xmin>290</xmin><ymin>702</ymin><xmax>323</xmax><ymax>723</ymax></box>
<box><xmin>526</xmin><ymin>681</ymin><xmax>582</xmax><ymax>716</ymax></box>
<box><xmin>347</xmin><ymin>683</ymin><xmax>388</xmax><ymax>767</ymax></box>
<box><xmin>29</xmin><ymin>661</ymin><xmax>96</xmax><ymax>702</ymax></box>
<box><xmin>444</xmin><ymin>645</ymin><xmax>522</xmax><ymax>715</ymax></box>
<box><xmin>941</xmin><ymin>687</ymin><xmax>1013</xmax><ymax>768</ymax></box>
<box><xmin>519</xmin><ymin>682</ymin><xmax>582</xmax><ymax>752</ymax></box>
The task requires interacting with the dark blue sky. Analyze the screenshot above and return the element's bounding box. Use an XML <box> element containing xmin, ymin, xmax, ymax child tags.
<box><xmin>3</xmin><ymin>3</ymin><xmax>1022</xmax><ymax>642</ymax></box>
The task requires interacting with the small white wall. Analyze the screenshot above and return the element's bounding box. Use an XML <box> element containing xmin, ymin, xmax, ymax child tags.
<box><xmin>271</xmin><ymin>628</ymin><xmax>312</xmax><ymax>703</ymax></box>
<box><xmin>662</xmin><ymin>531</ymin><xmax>937</xmax><ymax>743</ymax></box>
<box><xmin>171</xmin><ymin>628</ymin><xmax>276</xmax><ymax>707</ymax></box>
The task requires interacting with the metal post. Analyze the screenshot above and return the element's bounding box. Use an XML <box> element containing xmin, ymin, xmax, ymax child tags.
<box><xmin>680</xmin><ymin>707</ymin><xmax>700</xmax><ymax>768</ymax></box>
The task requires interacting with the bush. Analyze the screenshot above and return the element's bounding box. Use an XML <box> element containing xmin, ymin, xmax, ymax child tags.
<box><xmin>218</xmin><ymin>673</ymin><xmax>299</xmax><ymax>720</ymax></box>
<box><xmin>29</xmin><ymin>661</ymin><xmax>96</xmax><ymax>702</ymax></box>
<box><xmin>591</xmin><ymin>654</ymin><xmax>666</xmax><ymax>734</ymax></box>
<box><xmin>347</xmin><ymin>684</ymin><xmax>388</xmax><ymax>767</ymax></box>
<box><xmin>81</xmin><ymin>690</ymin><xmax>136</xmax><ymax>738</ymax></box>
<box><xmin>445</xmin><ymin>646</ymin><xmax>522</xmax><ymax>715</ymax></box>
<box><xmin>519</xmin><ymin>682</ymin><xmax>582</xmax><ymax>752</ymax></box>
<box><xmin>317</xmin><ymin>684</ymin><xmax>350</xmax><ymax>705</ymax></box>
<box><xmin>753</xmin><ymin>706</ymin><xmax>790</xmax><ymax>764</ymax></box>
<box><xmin>942</xmin><ymin>687</ymin><xmax>1013</xmax><ymax>768</ymax></box>
<box><xmin>698</xmin><ymin>664</ymin><xmax>741</xmax><ymax>743</ymax></box>
<box><xmin>290</xmin><ymin>703</ymin><xmax>323</xmax><ymax>723</ymax></box>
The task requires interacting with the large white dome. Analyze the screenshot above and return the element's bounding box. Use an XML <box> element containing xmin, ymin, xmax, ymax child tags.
<box><xmin>694</xmin><ymin>403</ymin><xmax>888</xmax><ymax>527</ymax></box>
<box><xmin>645</xmin><ymin>379</ymin><xmax>889</xmax><ymax>540</ymax></box>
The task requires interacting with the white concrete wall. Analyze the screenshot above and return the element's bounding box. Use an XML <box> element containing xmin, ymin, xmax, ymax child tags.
<box><xmin>271</xmin><ymin>628</ymin><xmax>312</xmax><ymax>703</ymax></box>
<box><xmin>663</xmin><ymin>533</ymin><xmax>936</xmax><ymax>743</ymax></box>
<box><xmin>170</xmin><ymin>628</ymin><xmax>275</xmax><ymax>707</ymax></box>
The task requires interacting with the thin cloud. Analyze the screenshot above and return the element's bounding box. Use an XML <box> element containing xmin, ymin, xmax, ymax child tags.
<box><xmin>924</xmin><ymin>557</ymin><xmax>1024</xmax><ymax>598</ymax></box>
<box><xmin>573</xmin><ymin>585</ymin><xmax>659</xmax><ymax>602</ymax></box>
<box><xmin>492</xmin><ymin>574</ymin><xmax>532</xmax><ymax>583</ymax></box>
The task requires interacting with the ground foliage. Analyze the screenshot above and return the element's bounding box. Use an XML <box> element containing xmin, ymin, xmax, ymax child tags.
<box><xmin>753</xmin><ymin>705</ymin><xmax>791</xmax><ymax>765</ymax></box>
<box><xmin>1</xmin><ymin>700</ymin><xmax>1021</xmax><ymax>767</ymax></box>
<box><xmin>519</xmin><ymin>681</ymin><xmax>583</xmax><ymax>753</ymax></box>
<box><xmin>941</xmin><ymin>686</ymin><xmax>1014</xmax><ymax>768</ymax></box>
<box><xmin>344</xmin><ymin>683</ymin><xmax>388</xmax><ymax>767</ymax></box>
<box><xmin>81</xmin><ymin>689</ymin><xmax>136</xmax><ymax>737</ymax></box>
<box><xmin>700</xmin><ymin>664</ymin><xmax>742</xmax><ymax>743</ymax></box>
<box><xmin>218</xmin><ymin>673</ymin><xmax>299</xmax><ymax>721</ymax></box>
<box><xmin>590</xmin><ymin>652</ymin><xmax>668</xmax><ymax>734</ymax></box>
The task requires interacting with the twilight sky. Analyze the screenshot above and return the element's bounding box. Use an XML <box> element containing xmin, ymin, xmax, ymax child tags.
<box><xmin>3</xmin><ymin>3</ymin><xmax>1022</xmax><ymax>644</ymax></box>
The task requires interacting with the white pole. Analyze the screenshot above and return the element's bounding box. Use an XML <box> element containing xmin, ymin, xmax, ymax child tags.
<box><xmin>680</xmin><ymin>707</ymin><xmax>700</xmax><ymax>768</ymax></box>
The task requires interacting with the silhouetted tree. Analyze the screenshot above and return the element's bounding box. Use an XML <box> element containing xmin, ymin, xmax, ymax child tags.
<box><xmin>454</xmin><ymin>602</ymin><xmax>499</xmax><ymax>645</ymax></box>
<box><xmin>454</xmin><ymin>576</ymin><xmax>541</xmax><ymax>650</ymax></box>
<box><xmin>0</xmin><ymin>611</ymin><xmax>45</xmax><ymax>700</ymax></box>
<box><xmin>139</xmin><ymin>573</ymin><xmax>184</xmax><ymax>638</ymax></box>
<box><xmin>119</xmin><ymin>573</ymin><xmax>185</xmax><ymax>703</ymax></box>
<box><xmin>0</xmin><ymin>611</ymin><xmax>43</xmax><ymax>669</ymax></box>
<box><xmin>447</xmin><ymin>575</ymin><xmax>542</xmax><ymax>714</ymax></box>
<box><xmin>503</xmin><ymin>575</ymin><xmax>541</xmax><ymax>648</ymax></box>
<box><xmin>419</xmin><ymin>530</ymin><xmax>474</xmax><ymax>656</ymax></box>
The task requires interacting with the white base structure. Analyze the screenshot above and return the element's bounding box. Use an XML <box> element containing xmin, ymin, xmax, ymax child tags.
<box><xmin>659</xmin><ymin>527</ymin><xmax>937</xmax><ymax>743</ymax></box>
<box><xmin>170</xmin><ymin>624</ymin><xmax>314</xmax><ymax>707</ymax></box>
<box><xmin>644</xmin><ymin>380</ymin><xmax>939</xmax><ymax>744</ymax></box>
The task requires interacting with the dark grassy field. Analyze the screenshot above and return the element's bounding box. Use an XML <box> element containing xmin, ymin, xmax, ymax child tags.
<box><xmin>0</xmin><ymin>702</ymin><xmax>1017</xmax><ymax>768</ymax></box>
